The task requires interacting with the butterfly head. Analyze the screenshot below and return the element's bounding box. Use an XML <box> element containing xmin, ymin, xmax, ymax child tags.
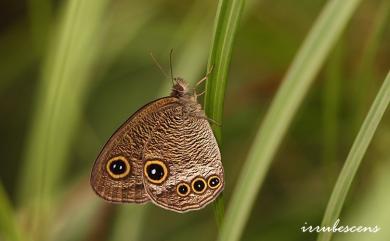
<box><xmin>171</xmin><ymin>77</ymin><xmax>191</xmax><ymax>98</ymax></box>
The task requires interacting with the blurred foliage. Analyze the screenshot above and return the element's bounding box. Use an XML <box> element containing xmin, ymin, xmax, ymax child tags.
<box><xmin>0</xmin><ymin>0</ymin><xmax>389</xmax><ymax>241</ymax></box>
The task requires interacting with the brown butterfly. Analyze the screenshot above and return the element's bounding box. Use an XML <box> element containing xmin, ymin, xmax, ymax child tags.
<box><xmin>90</xmin><ymin>73</ymin><xmax>224</xmax><ymax>212</ymax></box>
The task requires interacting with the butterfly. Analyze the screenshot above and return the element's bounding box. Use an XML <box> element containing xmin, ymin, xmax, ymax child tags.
<box><xmin>90</xmin><ymin>73</ymin><xmax>224</xmax><ymax>212</ymax></box>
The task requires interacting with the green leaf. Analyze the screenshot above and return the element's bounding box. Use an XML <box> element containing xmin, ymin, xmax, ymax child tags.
<box><xmin>217</xmin><ymin>0</ymin><xmax>362</xmax><ymax>240</ymax></box>
<box><xmin>18</xmin><ymin>0</ymin><xmax>109</xmax><ymax>239</ymax></box>
<box><xmin>204</xmin><ymin>0</ymin><xmax>246</xmax><ymax>227</ymax></box>
<box><xmin>0</xmin><ymin>183</ymin><xmax>23</xmax><ymax>241</ymax></box>
<box><xmin>317</xmin><ymin>71</ymin><xmax>390</xmax><ymax>241</ymax></box>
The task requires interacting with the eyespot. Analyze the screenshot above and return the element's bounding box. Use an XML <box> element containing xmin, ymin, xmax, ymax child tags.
<box><xmin>207</xmin><ymin>175</ymin><xmax>221</xmax><ymax>189</ymax></box>
<box><xmin>176</xmin><ymin>183</ymin><xmax>190</xmax><ymax>197</ymax></box>
<box><xmin>106</xmin><ymin>156</ymin><xmax>130</xmax><ymax>179</ymax></box>
<box><xmin>191</xmin><ymin>177</ymin><xmax>207</xmax><ymax>194</ymax></box>
<box><xmin>144</xmin><ymin>160</ymin><xmax>168</xmax><ymax>184</ymax></box>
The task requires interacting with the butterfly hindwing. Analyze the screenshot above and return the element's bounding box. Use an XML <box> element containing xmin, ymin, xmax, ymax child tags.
<box><xmin>141</xmin><ymin>103</ymin><xmax>224</xmax><ymax>212</ymax></box>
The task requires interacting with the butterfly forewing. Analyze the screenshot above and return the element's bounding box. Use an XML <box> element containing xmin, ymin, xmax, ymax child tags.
<box><xmin>90</xmin><ymin>97</ymin><xmax>178</xmax><ymax>203</ymax></box>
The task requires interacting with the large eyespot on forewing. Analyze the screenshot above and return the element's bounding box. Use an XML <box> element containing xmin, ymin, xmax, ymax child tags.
<box><xmin>106</xmin><ymin>156</ymin><xmax>131</xmax><ymax>179</ymax></box>
<box><xmin>90</xmin><ymin>97</ymin><xmax>180</xmax><ymax>203</ymax></box>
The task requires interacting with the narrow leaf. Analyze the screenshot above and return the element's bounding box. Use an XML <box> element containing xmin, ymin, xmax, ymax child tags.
<box><xmin>317</xmin><ymin>71</ymin><xmax>390</xmax><ymax>241</ymax></box>
<box><xmin>204</xmin><ymin>0</ymin><xmax>246</xmax><ymax>226</ymax></box>
<box><xmin>218</xmin><ymin>0</ymin><xmax>362</xmax><ymax>240</ymax></box>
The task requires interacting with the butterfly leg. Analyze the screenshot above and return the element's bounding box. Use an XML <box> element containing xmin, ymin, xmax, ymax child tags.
<box><xmin>195</xmin><ymin>65</ymin><xmax>214</xmax><ymax>87</ymax></box>
<box><xmin>196</xmin><ymin>90</ymin><xmax>206</xmax><ymax>97</ymax></box>
<box><xmin>193</xmin><ymin>66</ymin><xmax>214</xmax><ymax>101</ymax></box>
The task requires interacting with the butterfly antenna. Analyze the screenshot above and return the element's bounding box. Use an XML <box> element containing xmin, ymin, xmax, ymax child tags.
<box><xmin>169</xmin><ymin>48</ymin><xmax>175</xmax><ymax>85</ymax></box>
<box><xmin>150</xmin><ymin>52</ymin><xmax>170</xmax><ymax>80</ymax></box>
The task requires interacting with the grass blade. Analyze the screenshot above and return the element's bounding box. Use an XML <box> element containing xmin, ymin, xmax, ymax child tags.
<box><xmin>205</xmin><ymin>0</ymin><xmax>245</xmax><ymax>140</ymax></box>
<box><xmin>18</xmin><ymin>0</ymin><xmax>109</xmax><ymax>239</ymax></box>
<box><xmin>335</xmin><ymin>158</ymin><xmax>390</xmax><ymax>241</ymax></box>
<box><xmin>0</xmin><ymin>183</ymin><xmax>23</xmax><ymax>241</ymax></box>
<box><xmin>204</xmin><ymin>0</ymin><xmax>246</xmax><ymax>226</ymax></box>
<box><xmin>317</xmin><ymin>71</ymin><xmax>390</xmax><ymax>241</ymax></box>
<box><xmin>47</xmin><ymin>180</ymin><xmax>103</xmax><ymax>241</ymax></box>
<box><xmin>109</xmin><ymin>206</ymin><xmax>147</xmax><ymax>241</ymax></box>
<box><xmin>217</xmin><ymin>0</ymin><xmax>362</xmax><ymax>241</ymax></box>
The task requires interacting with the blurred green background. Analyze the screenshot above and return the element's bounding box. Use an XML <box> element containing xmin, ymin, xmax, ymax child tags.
<box><xmin>0</xmin><ymin>0</ymin><xmax>389</xmax><ymax>241</ymax></box>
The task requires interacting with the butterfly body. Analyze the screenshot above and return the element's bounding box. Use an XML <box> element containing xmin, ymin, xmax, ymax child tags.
<box><xmin>90</xmin><ymin>79</ymin><xmax>224</xmax><ymax>212</ymax></box>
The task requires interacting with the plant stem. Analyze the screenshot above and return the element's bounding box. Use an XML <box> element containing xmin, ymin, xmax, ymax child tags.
<box><xmin>204</xmin><ymin>0</ymin><xmax>245</xmax><ymax>227</ymax></box>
